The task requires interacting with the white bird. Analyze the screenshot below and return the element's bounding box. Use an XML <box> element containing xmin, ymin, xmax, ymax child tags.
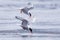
<box><xmin>20</xmin><ymin>7</ymin><xmax>34</xmax><ymax>18</ymax></box>
<box><xmin>15</xmin><ymin>16</ymin><xmax>32</xmax><ymax>33</ymax></box>
<box><xmin>19</xmin><ymin>3</ymin><xmax>34</xmax><ymax>18</ymax></box>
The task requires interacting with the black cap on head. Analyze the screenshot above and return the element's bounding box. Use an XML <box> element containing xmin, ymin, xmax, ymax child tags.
<box><xmin>29</xmin><ymin>28</ymin><xmax>32</xmax><ymax>33</ymax></box>
<box><xmin>29</xmin><ymin>13</ymin><xmax>32</xmax><ymax>17</ymax></box>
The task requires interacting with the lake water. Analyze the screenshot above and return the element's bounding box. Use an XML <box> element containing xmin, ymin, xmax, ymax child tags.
<box><xmin>0</xmin><ymin>0</ymin><xmax>60</xmax><ymax>40</ymax></box>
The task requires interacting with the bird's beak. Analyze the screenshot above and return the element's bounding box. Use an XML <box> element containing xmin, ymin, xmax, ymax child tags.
<box><xmin>30</xmin><ymin>16</ymin><xmax>32</xmax><ymax>18</ymax></box>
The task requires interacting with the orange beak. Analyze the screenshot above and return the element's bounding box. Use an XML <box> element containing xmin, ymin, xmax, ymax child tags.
<box><xmin>30</xmin><ymin>16</ymin><xmax>32</xmax><ymax>18</ymax></box>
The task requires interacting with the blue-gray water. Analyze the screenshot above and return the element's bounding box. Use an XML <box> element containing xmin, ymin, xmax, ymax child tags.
<box><xmin>0</xmin><ymin>0</ymin><xmax>60</xmax><ymax>40</ymax></box>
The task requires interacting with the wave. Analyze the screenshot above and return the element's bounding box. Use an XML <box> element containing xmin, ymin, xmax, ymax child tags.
<box><xmin>0</xmin><ymin>1</ymin><xmax>59</xmax><ymax>10</ymax></box>
<box><xmin>33</xmin><ymin>22</ymin><xmax>60</xmax><ymax>26</ymax></box>
<box><xmin>0</xmin><ymin>29</ymin><xmax>60</xmax><ymax>34</ymax></box>
<box><xmin>0</xmin><ymin>29</ymin><xmax>60</xmax><ymax>37</ymax></box>
<box><xmin>0</xmin><ymin>20</ymin><xmax>60</xmax><ymax>26</ymax></box>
